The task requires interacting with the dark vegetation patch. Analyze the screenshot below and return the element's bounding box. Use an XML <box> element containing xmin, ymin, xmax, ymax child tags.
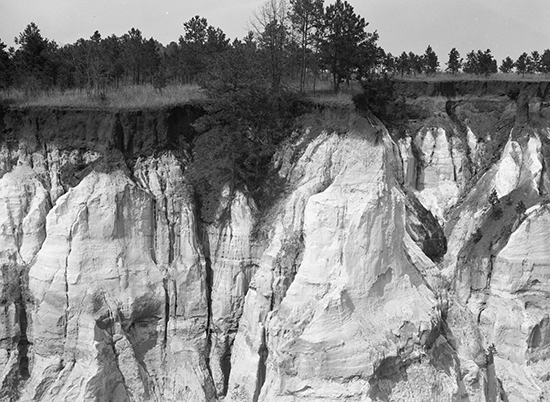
<box><xmin>186</xmin><ymin>47</ymin><xmax>313</xmax><ymax>223</ymax></box>
<box><xmin>353</xmin><ymin>74</ymin><xmax>431</xmax><ymax>139</ymax></box>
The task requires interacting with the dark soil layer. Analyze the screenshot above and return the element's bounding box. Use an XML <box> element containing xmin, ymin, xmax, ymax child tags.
<box><xmin>2</xmin><ymin>80</ymin><xmax>548</xmax><ymax>159</ymax></box>
<box><xmin>0</xmin><ymin>104</ymin><xmax>204</xmax><ymax>159</ymax></box>
<box><xmin>393</xmin><ymin>80</ymin><xmax>550</xmax><ymax>100</ymax></box>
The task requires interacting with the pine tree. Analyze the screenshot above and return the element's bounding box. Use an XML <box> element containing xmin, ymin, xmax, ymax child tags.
<box><xmin>13</xmin><ymin>22</ymin><xmax>50</xmax><ymax>89</ymax></box>
<box><xmin>408</xmin><ymin>51</ymin><xmax>423</xmax><ymax>75</ymax></box>
<box><xmin>318</xmin><ymin>0</ymin><xmax>367</xmax><ymax>92</ymax></box>
<box><xmin>423</xmin><ymin>45</ymin><xmax>439</xmax><ymax>75</ymax></box>
<box><xmin>525</xmin><ymin>51</ymin><xmax>539</xmax><ymax>74</ymax></box>
<box><xmin>477</xmin><ymin>49</ymin><xmax>497</xmax><ymax>76</ymax></box>
<box><xmin>463</xmin><ymin>50</ymin><xmax>478</xmax><ymax>74</ymax></box>
<box><xmin>499</xmin><ymin>56</ymin><xmax>514</xmax><ymax>73</ymax></box>
<box><xmin>445</xmin><ymin>47</ymin><xmax>461</xmax><ymax>74</ymax></box>
<box><xmin>515</xmin><ymin>52</ymin><xmax>529</xmax><ymax>78</ymax></box>
<box><xmin>396</xmin><ymin>51</ymin><xmax>409</xmax><ymax>76</ymax></box>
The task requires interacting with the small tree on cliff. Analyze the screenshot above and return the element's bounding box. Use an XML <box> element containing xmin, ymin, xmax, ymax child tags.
<box><xmin>381</xmin><ymin>51</ymin><xmax>396</xmax><ymax>75</ymax></box>
<box><xmin>499</xmin><ymin>56</ymin><xmax>514</xmax><ymax>73</ymax></box>
<box><xmin>396</xmin><ymin>52</ymin><xmax>410</xmax><ymax>76</ymax></box>
<box><xmin>408</xmin><ymin>51</ymin><xmax>424</xmax><ymax>75</ymax></box>
<box><xmin>463</xmin><ymin>49</ymin><xmax>497</xmax><ymax>76</ymax></box>
<box><xmin>463</xmin><ymin>50</ymin><xmax>478</xmax><ymax>74</ymax></box>
<box><xmin>477</xmin><ymin>49</ymin><xmax>497</xmax><ymax>76</ymax></box>
<box><xmin>446</xmin><ymin>47</ymin><xmax>461</xmax><ymax>74</ymax></box>
<box><xmin>423</xmin><ymin>45</ymin><xmax>439</xmax><ymax>75</ymax></box>
<box><xmin>530</xmin><ymin>51</ymin><xmax>541</xmax><ymax>73</ymax></box>
<box><xmin>515</xmin><ymin>52</ymin><xmax>530</xmax><ymax>77</ymax></box>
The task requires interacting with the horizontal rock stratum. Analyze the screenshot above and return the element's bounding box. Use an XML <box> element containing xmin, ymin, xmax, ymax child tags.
<box><xmin>1</xmin><ymin>81</ymin><xmax>550</xmax><ymax>401</ymax></box>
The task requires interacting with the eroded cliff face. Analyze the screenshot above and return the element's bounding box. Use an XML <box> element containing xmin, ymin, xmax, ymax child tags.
<box><xmin>0</xmin><ymin>81</ymin><xmax>549</xmax><ymax>401</ymax></box>
<box><xmin>394</xmin><ymin>82</ymin><xmax>550</xmax><ymax>401</ymax></box>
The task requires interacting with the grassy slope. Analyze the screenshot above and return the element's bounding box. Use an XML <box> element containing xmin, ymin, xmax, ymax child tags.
<box><xmin>0</xmin><ymin>84</ymin><xmax>206</xmax><ymax>109</ymax></box>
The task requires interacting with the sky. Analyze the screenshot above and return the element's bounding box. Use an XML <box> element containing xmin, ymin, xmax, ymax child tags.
<box><xmin>1</xmin><ymin>0</ymin><xmax>549</xmax><ymax>63</ymax></box>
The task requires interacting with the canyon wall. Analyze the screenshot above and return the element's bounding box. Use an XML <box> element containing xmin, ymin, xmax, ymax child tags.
<box><xmin>0</xmin><ymin>81</ymin><xmax>549</xmax><ymax>401</ymax></box>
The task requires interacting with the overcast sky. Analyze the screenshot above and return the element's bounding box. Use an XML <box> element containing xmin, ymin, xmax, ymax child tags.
<box><xmin>1</xmin><ymin>0</ymin><xmax>549</xmax><ymax>63</ymax></box>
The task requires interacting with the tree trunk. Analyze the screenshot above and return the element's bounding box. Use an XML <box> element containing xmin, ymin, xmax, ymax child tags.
<box><xmin>300</xmin><ymin>27</ymin><xmax>307</xmax><ymax>93</ymax></box>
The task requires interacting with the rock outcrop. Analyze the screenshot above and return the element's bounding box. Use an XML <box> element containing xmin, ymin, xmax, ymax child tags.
<box><xmin>0</xmin><ymin>81</ymin><xmax>549</xmax><ymax>401</ymax></box>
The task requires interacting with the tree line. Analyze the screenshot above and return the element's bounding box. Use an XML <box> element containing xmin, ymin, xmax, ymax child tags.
<box><xmin>444</xmin><ymin>48</ymin><xmax>550</xmax><ymax>77</ymax></box>
<box><xmin>1</xmin><ymin>0</ymin><xmax>550</xmax><ymax>97</ymax></box>
<box><xmin>375</xmin><ymin>47</ymin><xmax>550</xmax><ymax>78</ymax></box>
<box><xmin>0</xmin><ymin>0</ymin><xmax>380</xmax><ymax>95</ymax></box>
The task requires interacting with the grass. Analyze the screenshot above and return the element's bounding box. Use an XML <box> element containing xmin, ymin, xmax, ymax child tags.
<box><xmin>303</xmin><ymin>79</ymin><xmax>361</xmax><ymax>109</ymax></box>
<box><xmin>0</xmin><ymin>83</ymin><xmax>206</xmax><ymax>109</ymax></box>
<box><xmin>3</xmin><ymin>72</ymin><xmax>548</xmax><ymax>110</ymax></box>
<box><xmin>304</xmin><ymin>72</ymin><xmax>550</xmax><ymax>108</ymax></box>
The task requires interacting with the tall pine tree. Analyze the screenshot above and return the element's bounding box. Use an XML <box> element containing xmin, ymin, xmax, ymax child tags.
<box><xmin>319</xmin><ymin>0</ymin><xmax>367</xmax><ymax>92</ymax></box>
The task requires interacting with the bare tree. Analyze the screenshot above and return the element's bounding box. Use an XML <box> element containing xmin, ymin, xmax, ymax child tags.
<box><xmin>250</xmin><ymin>0</ymin><xmax>290</xmax><ymax>90</ymax></box>
<box><xmin>251</xmin><ymin>0</ymin><xmax>289</xmax><ymax>34</ymax></box>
